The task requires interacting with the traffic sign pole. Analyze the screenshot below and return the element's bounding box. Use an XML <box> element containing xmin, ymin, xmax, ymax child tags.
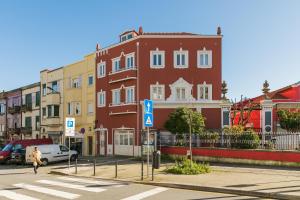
<box><xmin>147</xmin><ymin>127</ymin><xmax>149</xmax><ymax>177</ymax></box>
<box><xmin>68</xmin><ymin>136</ymin><xmax>70</xmax><ymax>171</ymax></box>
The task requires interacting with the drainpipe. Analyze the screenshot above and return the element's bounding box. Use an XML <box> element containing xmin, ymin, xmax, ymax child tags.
<box><xmin>136</xmin><ymin>41</ymin><xmax>140</xmax><ymax>157</ymax></box>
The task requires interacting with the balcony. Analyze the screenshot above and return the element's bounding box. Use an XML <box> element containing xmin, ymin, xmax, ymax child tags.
<box><xmin>21</xmin><ymin>127</ymin><xmax>32</xmax><ymax>135</ymax></box>
<box><xmin>0</xmin><ymin>112</ymin><xmax>5</xmax><ymax>116</ymax></box>
<box><xmin>109</xmin><ymin>67</ymin><xmax>137</xmax><ymax>84</ymax></box>
<box><xmin>8</xmin><ymin>106</ymin><xmax>21</xmax><ymax>114</ymax></box>
<box><xmin>21</xmin><ymin>104</ymin><xmax>32</xmax><ymax>112</ymax></box>
<box><xmin>46</xmin><ymin>117</ymin><xmax>61</xmax><ymax>126</ymax></box>
<box><xmin>7</xmin><ymin>128</ymin><xmax>21</xmax><ymax>134</ymax></box>
<box><xmin>109</xmin><ymin>102</ymin><xmax>138</xmax><ymax>115</ymax></box>
<box><xmin>46</xmin><ymin>93</ymin><xmax>60</xmax><ymax>104</ymax></box>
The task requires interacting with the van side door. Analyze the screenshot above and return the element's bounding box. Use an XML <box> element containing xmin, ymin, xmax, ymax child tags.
<box><xmin>58</xmin><ymin>145</ymin><xmax>70</xmax><ymax>161</ymax></box>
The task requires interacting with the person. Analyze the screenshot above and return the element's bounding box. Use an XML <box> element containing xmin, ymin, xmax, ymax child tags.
<box><xmin>31</xmin><ymin>146</ymin><xmax>42</xmax><ymax>174</ymax></box>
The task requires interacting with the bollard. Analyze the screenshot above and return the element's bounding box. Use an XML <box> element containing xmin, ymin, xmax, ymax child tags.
<box><xmin>152</xmin><ymin>166</ymin><xmax>154</xmax><ymax>181</ymax></box>
<box><xmin>115</xmin><ymin>161</ymin><xmax>118</xmax><ymax>178</ymax></box>
<box><xmin>93</xmin><ymin>159</ymin><xmax>96</xmax><ymax>176</ymax></box>
<box><xmin>141</xmin><ymin>160</ymin><xmax>144</xmax><ymax>181</ymax></box>
<box><xmin>75</xmin><ymin>159</ymin><xmax>77</xmax><ymax>174</ymax></box>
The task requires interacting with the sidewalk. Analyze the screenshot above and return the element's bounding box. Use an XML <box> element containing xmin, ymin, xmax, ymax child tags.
<box><xmin>50</xmin><ymin>160</ymin><xmax>300</xmax><ymax>200</ymax></box>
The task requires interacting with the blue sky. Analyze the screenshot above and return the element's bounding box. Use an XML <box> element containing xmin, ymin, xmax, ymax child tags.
<box><xmin>0</xmin><ymin>0</ymin><xmax>299</xmax><ymax>100</ymax></box>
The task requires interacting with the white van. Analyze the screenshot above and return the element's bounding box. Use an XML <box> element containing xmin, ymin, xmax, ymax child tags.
<box><xmin>26</xmin><ymin>144</ymin><xmax>78</xmax><ymax>166</ymax></box>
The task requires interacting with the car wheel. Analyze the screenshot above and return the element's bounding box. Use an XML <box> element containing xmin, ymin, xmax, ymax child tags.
<box><xmin>41</xmin><ymin>158</ymin><xmax>48</xmax><ymax>166</ymax></box>
<box><xmin>70</xmin><ymin>155</ymin><xmax>77</xmax><ymax>161</ymax></box>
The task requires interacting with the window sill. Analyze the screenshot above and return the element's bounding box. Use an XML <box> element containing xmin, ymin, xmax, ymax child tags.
<box><xmin>150</xmin><ymin>66</ymin><xmax>165</xmax><ymax>69</ymax></box>
<box><xmin>174</xmin><ymin>66</ymin><xmax>188</xmax><ymax>69</ymax></box>
<box><xmin>197</xmin><ymin>65</ymin><xmax>212</xmax><ymax>69</ymax></box>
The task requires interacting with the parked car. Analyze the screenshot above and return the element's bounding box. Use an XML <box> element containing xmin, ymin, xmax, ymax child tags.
<box><xmin>10</xmin><ymin>148</ymin><xmax>26</xmax><ymax>165</ymax></box>
<box><xmin>26</xmin><ymin>144</ymin><xmax>78</xmax><ymax>166</ymax></box>
<box><xmin>0</xmin><ymin>138</ymin><xmax>53</xmax><ymax>164</ymax></box>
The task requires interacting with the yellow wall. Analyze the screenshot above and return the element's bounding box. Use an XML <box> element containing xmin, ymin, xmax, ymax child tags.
<box><xmin>63</xmin><ymin>53</ymin><xmax>96</xmax><ymax>156</ymax></box>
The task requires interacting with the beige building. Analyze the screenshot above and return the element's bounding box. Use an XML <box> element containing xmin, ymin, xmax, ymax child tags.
<box><xmin>21</xmin><ymin>82</ymin><xmax>41</xmax><ymax>139</ymax></box>
<box><xmin>63</xmin><ymin>53</ymin><xmax>96</xmax><ymax>156</ymax></box>
<box><xmin>40</xmin><ymin>67</ymin><xmax>64</xmax><ymax>144</ymax></box>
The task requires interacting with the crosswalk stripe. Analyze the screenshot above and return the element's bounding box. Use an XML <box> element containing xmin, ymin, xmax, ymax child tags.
<box><xmin>57</xmin><ymin>177</ymin><xmax>125</xmax><ymax>188</ymax></box>
<box><xmin>14</xmin><ymin>183</ymin><xmax>80</xmax><ymax>199</ymax></box>
<box><xmin>0</xmin><ymin>190</ymin><xmax>40</xmax><ymax>200</ymax></box>
<box><xmin>37</xmin><ymin>180</ymin><xmax>106</xmax><ymax>193</ymax></box>
<box><xmin>121</xmin><ymin>187</ymin><xmax>168</xmax><ymax>200</ymax></box>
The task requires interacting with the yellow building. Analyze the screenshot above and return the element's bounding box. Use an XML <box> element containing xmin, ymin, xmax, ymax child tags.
<box><xmin>63</xmin><ymin>53</ymin><xmax>96</xmax><ymax>156</ymax></box>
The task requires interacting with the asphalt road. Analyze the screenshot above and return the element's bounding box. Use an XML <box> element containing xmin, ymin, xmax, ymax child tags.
<box><xmin>0</xmin><ymin>164</ymin><xmax>268</xmax><ymax>200</ymax></box>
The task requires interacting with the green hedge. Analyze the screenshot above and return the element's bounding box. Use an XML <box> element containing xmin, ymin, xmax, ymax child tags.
<box><xmin>165</xmin><ymin>158</ymin><xmax>211</xmax><ymax>175</ymax></box>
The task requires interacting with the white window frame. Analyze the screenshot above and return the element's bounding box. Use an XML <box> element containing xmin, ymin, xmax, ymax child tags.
<box><xmin>150</xmin><ymin>49</ymin><xmax>165</xmax><ymax>68</ymax></box>
<box><xmin>175</xmin><ymin>87</ymin><xmax>187</xmax><ymax>101</ymax></box>
<box><xmin>125</xmin><ymin>53</ymin><xmax>135</xmax><ymax>69</ymax></box>
<box><xmin>112</xmin><ymin>57</ymin><xmax>121</xmax><ymax>72</ymax></box>
<box><xmin>116</xmin><ymin>130</ymin><xmax>134</xmax><ymax>146</ymax></box>
<box><xmin>112</xmin><ymin>89</ymin><xmax>121</xmax><ymax>105</ymax></box>
<box><xmin>0</xmin><ymin>103</ymin><xmax>5</xmax><ymax>114</ymax></box>
<box><xmin>150</xmin><ymin>84</ymin><xmax>165</xmax><ymax>101</ymax></box>
<box><xmin>197</xmin><ymin>83</ymin><xmax>212</xmax><ymax>100</ymax></box>
<box><xmin>87</xmin><ymin>102</ymin><xmax>94</xmax><ymax>114</ymax></box>
<box><xmin>174</xmin><ymin>50</ymin><xmax>188</xmax><ymax>68</ymax></box>
<box><xmin>197</xmin><ymin>49</ymin><xmax>212</xmax><ymax>68</ymax></box>
<box><xmin>97</xmin><ymin>61</ymin><xmax>106</xmax><ymax>78</ymax></box>
<box><xmin>72</xmin><ymin>76</ymin><xmax>82</xmax><ymax>88</ymax></box>
<box><xmin>125</xmin><ymin>86</ymin><xmax>135</xmax><ymax>104</ymax></box>
<box><xmin>97</xmin><ymin>91</ymin><xmax>106</xmax><ymax>107</ymax></box>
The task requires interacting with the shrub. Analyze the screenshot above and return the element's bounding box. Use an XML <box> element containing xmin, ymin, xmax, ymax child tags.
<box><xmin>165</xmin><ymin>158</ymin><xmax>211</xmax><ymax>175</ymax></box>
<box><xmin>199</xmin><ymin>131</ymin><xmax>220</xmax><ymax>147</ymax></box>
<box><xmin>237</xmin><ymin>131</ymin><xmax>260</xmax><ymax>149</ymax></box>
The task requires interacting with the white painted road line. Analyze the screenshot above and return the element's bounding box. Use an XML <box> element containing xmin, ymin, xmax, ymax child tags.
<box><xmin>121</xmin><ymin>187</ymin><xmax>169</xmax><ymax>200</ymax></box>
<box><xmin>57</xmin><ymin>177</ymin><xmax>125</xmax><ymax>187</ymax></box>
<box><xmin>37</xmin><ymin>179</ymin><xmax>107</xmax><ymax>193</ymax></box>
<box><xmin>0</xmin><ymin>190</ymin><xmax>40</xmax><ymax>200</ymax></box>
<box><xmin>14</xmin><ymin>183</ymin><xmax>80</xmax><ymax>199</ymax></box>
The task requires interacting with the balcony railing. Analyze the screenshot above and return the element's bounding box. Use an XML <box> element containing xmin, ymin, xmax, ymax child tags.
<box><xmin>21</xmin><ymin>104</ymin><xmax>32</xmax><ymax>112</ymax></box>
<box><xmin>7</xmin><ymin>106</ymin><xmax>21</xmax><ymax>114</ymax></box>
<box><xmin>21</xmin><ymin>127</ymin><xmax>32</xmax><ymax>135</ymax></box>
<box><xmin>7</xmin><ymin>127</ymin><xmax>21</xmax><ymax>134</ymax></box>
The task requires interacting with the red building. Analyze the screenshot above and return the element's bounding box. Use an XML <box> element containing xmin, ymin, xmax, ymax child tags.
<box><xmin>95</xmin><ymin>27</ymin><xmax>230</xmax><ymax>156</ymax></box>
<box><xmin>233</xmin><ymin>81</ymin><xmax>300</xmax><ymax>133</ymax></box>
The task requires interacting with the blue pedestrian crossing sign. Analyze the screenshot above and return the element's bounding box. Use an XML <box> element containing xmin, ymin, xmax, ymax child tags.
<box><xmin>144</xmin><ymin>99</ymin><xmax>153</xmax><ymax>127</ymax></box>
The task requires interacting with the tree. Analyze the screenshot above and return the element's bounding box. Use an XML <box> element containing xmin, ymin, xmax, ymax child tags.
<box><xmin>164</xmin><ymin>107</ymin><xmax>205</xmax><ymax>136</ymax></box>
<box><xmin>277</xmin><ymin>110</ymin><xmax>300</xmax><ymax>132</ymax></box>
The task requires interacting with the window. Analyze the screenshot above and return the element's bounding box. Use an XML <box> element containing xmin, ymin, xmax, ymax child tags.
<box><xmin>25</xmin><ymin>94</ymin><xmax>32</xmax><ymax>107</ymax></box>
<box><xmin>25</xmin><ymin>117</ymin><xmax>32</xmax><ymax>128</ymax></box>
<box><xmin>197</xmin><ymin>49</ymin><xmax>212</xmax><ymax>68</ymax></box>
<box><xmin>150</xmin><ymin>84</ymin><xmax>165</xmax><ymax>101</ymax></box>
<box><xmin>35</xmin><ymin>116</ymin><xmax>40</xmax><ymax>130</ymax></box>
<box><xmin>74</xmin><ymin>102</ymin><xmax>81</xmax><ymax>115</ymax></box>
<box><xmin>126</xmin><ymin>53</ymin><xmax>135</xmax><ymax>69</ymax></box>
<box><xmin>54</xmin><ymin>105</ymin><xmax>59</xmax><ymax>117</ymax></box>
<box><xmin>67</xmin><ymin>103</ymin><xmax>72</xmax><ymax>115</ymax></box>
<box><xmin>0</xmin><ymin>103</ymin><xmax>5</xmax><ymax>114</ymax></box>
<box><xmin>116</xmin><ymin>130</ymin><xmax>133</xmax><ymax>146</ymax></box>
<box><xmin>97</xmin><ymin>91</ymin><xmax>106</xmax><ymax>107</ymax></box>
<box><xmin>88</xmin><ymin>102</ymin><xmax>94</xmax><ymax>114</ymax></box>
<box><xmin>112</xmin><ymin>58</ymin><xmax>121</xmax><ymax>72</ymax></box>
<box><xmin>35</xmin><ymin>91</ymin><xmax>40</xmax><ymax>107</ymax></box>
<box><xmin>150</xmin><ymin>50</ymin><xmax>165</xmax><ymax>68</ymax></box>
<box><xmin>42</xmin><ymin>107</ymin><xmax>46</xmax><ymax>117</ymax></box>
<box><xmin>176</xmin><ymin>88</ymin><xmax>186</xmax><ymax>101</ymax></box>
<box><xmin>97</xmin><ymin>62</ymin><xmax>106</xmax><ymax>78</ymax></box>
<box><xmin>72</xmin><ymin>76</ymin><xmax>81</xmax><ymax>88</ymax></box>
<box><xmin>198</xmin><ymin>84</ymin><xmax>212</xmax><ymax>100</ymax></box>
<box><xmin>125</xmin><ymin>87</ymin><xmax>135</xmax><ymax>103</ymax></box>
<box><xmin>174</xmin><ymin>50</ymin><xmax>188</xmax><ymax>68</ymax></box>
<box><xmin>60</xmin><ymin>145</ymin><xmax>69</xmax><ymax>152</ymax></box>
<box><xmin>88</xmin><ymin>75</ymin><xmax>93</xmax><ymax>86</ymax></box>
<box><xmin>51</xmin><ymin>81</ymin><xmax>59</xmax><ymax>92</ymax></box>
<box><xmin>42</xmin><ymin>84</ymin><xmax>46</xmax><ymax>96</ymax></box>
<box><xmin>47</xmin><ymin>105</ymin><xmax>59</xmax><ymax>117</ymax></box>
<box><xmin>112</xmin><ymin>89</ymin><xmax>121</xmax><ymax>105</ymax></box>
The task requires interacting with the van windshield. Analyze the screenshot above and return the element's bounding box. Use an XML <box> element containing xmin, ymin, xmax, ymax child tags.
<box><xmin>2</xmin><ymin>144</ymin><xmax>13</xmax><ymax>152</ymax></box>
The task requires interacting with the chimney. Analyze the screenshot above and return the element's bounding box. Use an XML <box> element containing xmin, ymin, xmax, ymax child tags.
<box><xmin>138</xmin><ymin>26</ymin><xmax>143</xmax><ymax>35</ymax></box>
<box><xmin>96</xmin><ymin>43</ymin><xmax>100</xmax><ymax>51</ymax></box>
<box><xmin>217</xmin><ymin>26</ymin><xmax>222</xmax><ymax>35</ymax></box>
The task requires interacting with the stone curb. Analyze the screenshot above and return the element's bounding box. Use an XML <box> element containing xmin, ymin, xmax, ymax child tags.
<box><xmin>49</xmin><ymin>170</ymin><xmax>300</xmax><ymax>200</ymax></box>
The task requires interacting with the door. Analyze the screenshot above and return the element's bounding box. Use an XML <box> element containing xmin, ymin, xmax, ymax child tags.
<box><xmin>88</xmin><ymin>136</ymin><xmax>93</xmax><ymax>156</ymax></box>
<box><xmin>99</xmin><ymin>131</ymin><xmax>105</xmax><ymax>156</ymax></box>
